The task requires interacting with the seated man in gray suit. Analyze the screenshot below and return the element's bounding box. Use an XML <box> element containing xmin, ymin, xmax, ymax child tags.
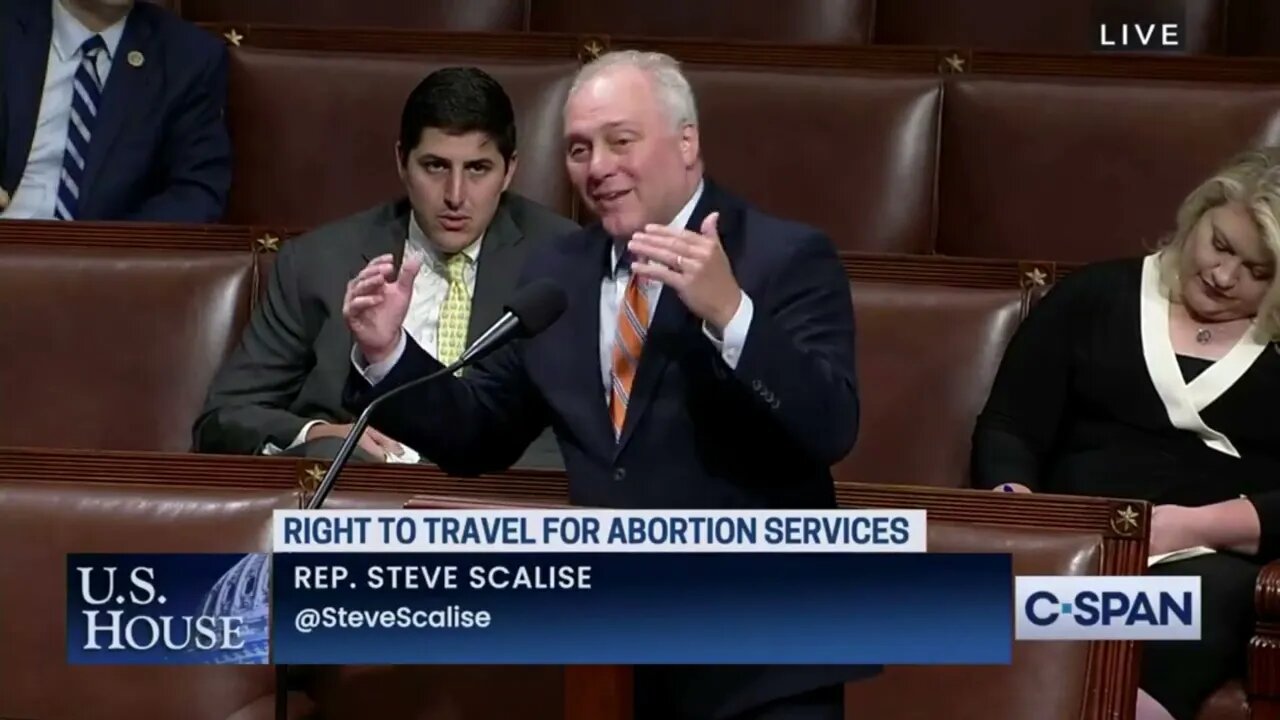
<box><xmin>193</xmin><ymin>67</ymin><xmax>575</xmax><ymax>468</ymax></box>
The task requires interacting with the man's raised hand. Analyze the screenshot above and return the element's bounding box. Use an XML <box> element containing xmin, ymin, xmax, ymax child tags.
<box><xmin>343</xmin><ymin>253</ymin><xmax>422</xmax><ymax>364</ymax></box>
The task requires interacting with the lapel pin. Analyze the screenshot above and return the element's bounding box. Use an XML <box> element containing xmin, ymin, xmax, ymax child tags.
<box><xmin>127</xmin><ymin>50</ymin><xmax>144</xmax><ymax>67</ymax></box>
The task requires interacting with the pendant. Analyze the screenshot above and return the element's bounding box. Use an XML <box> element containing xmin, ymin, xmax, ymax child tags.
<box><xmin>1195</xmin><ymin>328</ymin><xmax>1212</xmax><ymax>344</ymax></box>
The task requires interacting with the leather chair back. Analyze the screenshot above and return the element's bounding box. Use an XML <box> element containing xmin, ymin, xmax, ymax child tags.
<box><xmin>181</xmin><ymin>0</ymin><xmax>526</xmax><ymax>29</ymax></box>
<box><xmin>225</xmin><ymin>48</ymin><xmax>578</xmax><ymax>228</ymax></box>
<box><xmin>833</xmin><ymin>281</ymin><xmax>1025</xmax><ymax>487</ymax></box>
<box><xmin>936</xmin><ymin>75</ymin><xmax>1280</xmax><ymax>260</ymax></box>
<box><xmin>0</xmin><ymin>481</ymin><xmax>294</xmax><ymax>720</ymax></box>
<box><xmin>688</xmin><ymin>69</ymin><xmax>941</xmax><ymax>254</ymax></box>
<box><xmin>844</xmin><ymin>522</ymin><xmax>1102</xmax><ymax>719</ymax></box>
<box><xmin>0</xmin><ymin>244</ymin><xmax>253</xmax><ymax>451</ymax></box>
<box><xmin>530</xmin><ymin>0</ymin><xmax>873</xmax><ymax>42</ymax></box>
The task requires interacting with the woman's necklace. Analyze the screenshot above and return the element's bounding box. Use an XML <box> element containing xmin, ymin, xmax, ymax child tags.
<box><xmin>1193</xmin><ymin>317</ymin><xmax>1253</xmax><ymax>345</ymax></box>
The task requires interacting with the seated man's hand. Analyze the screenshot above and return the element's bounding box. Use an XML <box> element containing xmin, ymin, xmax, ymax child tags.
<box><xmin>0</xmin><ymin>187</ymin><xmax>9</xmax><ymax>211</ymax></box>
<box><xmin>1149</xmin><ymin>504</ymin><xmax>1208</xmax><ymax>556</ymax></box>
<box><xmin>992</xmin><ymin>483</ymin><xmax>1033</xmax><ymax>493</ymax></box>
<box><xmin>306</xmin><ymin>422</ymin><xmax>403</xmax><ymax>461</ymax></box>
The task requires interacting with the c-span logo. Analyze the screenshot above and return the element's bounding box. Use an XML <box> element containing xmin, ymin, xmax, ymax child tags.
<box><xmin>1015</xmin><ymin>576</ymin><xmax>1201</xmax><ymax>640</ymax></box>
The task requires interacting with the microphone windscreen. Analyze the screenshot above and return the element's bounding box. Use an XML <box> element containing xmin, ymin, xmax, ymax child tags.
<box><xmin>505</xmin><ymin>279</ymin><xmax>567</xmax><ymax>335</ymax></box>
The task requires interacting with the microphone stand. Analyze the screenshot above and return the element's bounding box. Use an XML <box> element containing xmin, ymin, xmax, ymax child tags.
<box><xmin>307</xmin><ymin>357</ymin><xmax>464</xmax><ymax>510</ymax></box>
<box><xmin>271</xmin><ymin>276</ymin><xmax>564</xmax><ymax>719</ymax></box>
<box><xmin>273</xmin><ymin>334</ymin><xmax>501</xmax><ymax>720</ymax></box>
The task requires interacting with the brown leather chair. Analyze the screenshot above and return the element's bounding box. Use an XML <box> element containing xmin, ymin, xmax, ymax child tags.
<box><xmin>180</xmin><ymin>0</ymin><xmax>525</xmax><ymax>30</ymax></box>
<box><xmin>0</xmin><ymin>480</ymin><xmax>302</xmax><ymax>720</ymax></box>
<box><xmin>936</xmin><ymin>74</ymin><xmax>1280</xmax><ymax>261</ymax></box>
<box><xmin>215</xmin><ymin>30</ymin><xmax>1280</xmax><ymax>264</ymax></box>
<box><xmin>224</xmin><ymin>47</ymin><xmax>578</xmax><ymax>228</ymax></box>
<box><xmin>873</xmin><ymin>0</ymin><xmax>1228</xmax><ymax>54</ymax></box>
<box><xmin>224</xmin><ymin>46</ymin><xmax>943</xmax><ymax>254</ymax></box>
<box><xmin>528</xmin><ymin>0</ymin><xmax>873</xmax><ymax>43</ymax></box>
<box><xmin>833</xmin><ymin>281</ymin><xmax>1026</xmax><ymax>487</ymax></box>
<box><xmin>686</xmin><ymin>68</ymin><xmax>941</xmax><ymax>254</ymax></box>
<box><xmin>845</xmin><ymin>522</ymin><xmax>1117</xmax><ymax>719</ymax></box>
<box><xmin>0</xmin><ymin>242</ymin><xmax>254</xmax><ymax>451</ymax></box>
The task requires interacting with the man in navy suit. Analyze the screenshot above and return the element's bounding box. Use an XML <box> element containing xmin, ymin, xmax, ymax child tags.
<box><xmin>343</xmin><ymin>50</ymin><xmax>874</xmax><ymax>719</ymax></box>
<box><xmin>0</xmin><ymin>0</ymin><xmax>230</xmax><ymax>222</ymax></box>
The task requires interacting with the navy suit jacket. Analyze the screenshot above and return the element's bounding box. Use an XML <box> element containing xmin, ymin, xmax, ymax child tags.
<box><xmin>345</xmin><ymin>179</ymin><xmax>878</xmax><ymax>718</ymax></box>
<box><xmin>0</xmin><ymin>0</ymin><xmax>230</xmax><ymax>222</ymax></box>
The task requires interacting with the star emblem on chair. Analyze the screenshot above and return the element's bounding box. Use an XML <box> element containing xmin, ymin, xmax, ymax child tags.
<box><xmin>580</xmin><ymin>38</ymin><xmax>606</xmax><ymax>62</ymax></box>
<box><xmin>224</xmin><ymin>29</ymin><xmax>244</xmax><ymax>47</ymax></box>
<box><xmin>1111</xmin><ymin>505</ymin><xmax>1140</xmax><ymax>535</ymax></box>
<box><xmin>298</xmin><ymin>464</ymin><xmax>326</xmax><ymax>506</ymax></box>
<box><xmin>256</xmin><ymin>233</ymin><xmax>280</xmax><ymax>252</ymax></box>
<box><xmin>941</xmin><ymin>53</ymin><xmax>966</xmax><ymax>73</ymax></box>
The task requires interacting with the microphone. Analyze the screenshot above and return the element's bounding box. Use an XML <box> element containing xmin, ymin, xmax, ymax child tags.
<box><xmin>275</xmin><ymin>280</ymin><xmax>564</xmax><ymax>720</ymax></box>
<box><xmin>304</xmin><ymin>278</ymin><xmax>566</xmax><ymax>511</ymax></box>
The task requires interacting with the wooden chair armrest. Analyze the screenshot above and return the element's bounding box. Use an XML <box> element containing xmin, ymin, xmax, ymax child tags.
<box><xmin>1249</xmin><ymin>559</ymin><xmax>1280</xmax><ymax>710</ymax></box>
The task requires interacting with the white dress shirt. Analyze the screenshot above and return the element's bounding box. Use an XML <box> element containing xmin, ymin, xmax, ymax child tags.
<box><xmin>277</xmin><ymin>213</ymin><xmax>483</xmax><ymax>459</ymax></box>
<box><xmin>402</xmin><ymin>214</ymin><xmax>484</xmax><ymax>358</ymax></box>
<box><xmin>357</xmin><ymin>178</ymin><xmax>756</xmax><ymax>411</ymax></box>
<box><xmin>1</xmin><ymin>0</ymin><xmax>126</xmax><ymax>220</ymax></box>
<box><xmin>597</xmin><ymin>180</ymin><xmax>753</xmax><ymax>403</ymax></box>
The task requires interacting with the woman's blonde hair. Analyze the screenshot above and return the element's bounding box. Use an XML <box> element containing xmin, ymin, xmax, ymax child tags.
<box><xmin>1158</xmin><ymin>147</ymin><xmax>1280</xmax><ymax>340</ymax></box>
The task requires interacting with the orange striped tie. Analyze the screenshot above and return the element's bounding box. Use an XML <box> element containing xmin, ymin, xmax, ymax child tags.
<box><xmin>609</xmin><ymin>274</ymin><xmax>650</xmax><ymax>437</ymax></box>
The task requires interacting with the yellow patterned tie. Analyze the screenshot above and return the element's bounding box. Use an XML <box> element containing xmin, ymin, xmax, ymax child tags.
<box><xmin>436</xmin><ymin>253</ymin><xmax>472</xmax><ymax>368</ymax></box>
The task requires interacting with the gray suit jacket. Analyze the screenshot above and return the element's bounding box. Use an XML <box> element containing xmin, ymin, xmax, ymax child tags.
<box><xmin>192</xmin><ymin>192</ymin><xmax>577</xmax><ymax>468</ymax></box>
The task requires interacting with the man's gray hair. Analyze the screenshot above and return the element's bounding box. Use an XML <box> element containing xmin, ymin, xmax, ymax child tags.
<box><xmin>568</xmin><ymin>50</ymin><xmax>698</xmax><ymax>130</ymax></box>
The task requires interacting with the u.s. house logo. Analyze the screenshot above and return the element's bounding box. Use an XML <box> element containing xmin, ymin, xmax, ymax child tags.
<box><xmin>71</xmin><ymin>553</ymin><xmax>269</xmax><ymax>664</ymax></box>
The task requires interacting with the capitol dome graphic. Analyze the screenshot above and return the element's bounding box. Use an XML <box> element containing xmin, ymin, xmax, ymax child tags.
<box><xmin>192</xmin><ymin>553</ymin><xmax>271</xmax><ymax>664</ymax></box>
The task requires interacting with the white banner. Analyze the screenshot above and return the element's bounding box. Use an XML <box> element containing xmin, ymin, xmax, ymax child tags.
<box><xmin>271</xmin><ymin>509</ymin><xmax>927</xmax><ymax>553</ymax></box>
<box><xmin>1015</xmin><ymin>575</ymin><xmax>1201</xmax><ymax>640</ymax></box>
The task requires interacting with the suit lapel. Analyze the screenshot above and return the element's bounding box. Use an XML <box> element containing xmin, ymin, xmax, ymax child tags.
<box><xmin>613</xmin><ymin>179</ymin><xmax>743</xmax><ymax>454</ymax></box>
<box><xmin>565</xmin><ymin>227</ymin><xmax>617</xmax><ymax>453</ymax></box>
<box><xmin>2</xmin><ymin>0</ymin><xmax>51</xmax><ymax>193</ymax></box>
<box><xmin>360</xmin><ymin>199</ymin><xmax>410</xmax><ymax>264</ymax></box>
<box><xmin>467</xmin><ymin>197</ymin><xmax>524</xmax><ymax>343</ymax></box>
<box><xmin>79</xmin><ymin>6</ymin><xmax>154</xmax><ymax>208</ymax></box>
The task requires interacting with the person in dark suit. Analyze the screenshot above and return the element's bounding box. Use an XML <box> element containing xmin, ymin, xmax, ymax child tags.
<box><xmin>0</xmin><ymin>0</ymin><xmax>229</xmax><ymax>222</ymax></box>
<box><xmin>341</xmin><ymin>50</ymin><xmax>874</xmax><ymax>720</ymax></box>
<box><xmin>194</xmin><ymin>67</ymin><xmax>576</xmax><ymax>469</ymax></box>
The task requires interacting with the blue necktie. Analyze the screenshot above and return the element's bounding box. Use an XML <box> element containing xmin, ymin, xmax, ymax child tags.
<box><xmin>55</xmin><ymin>34</ymin><xmax>106</xmax><ymax>221</ymax></box>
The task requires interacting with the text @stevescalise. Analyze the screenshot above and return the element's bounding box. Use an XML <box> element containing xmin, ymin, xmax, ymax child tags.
<box><xmin>290</xmin><ymin>562</ymin><xmax>592</xmax><ymax>632</ymax></box>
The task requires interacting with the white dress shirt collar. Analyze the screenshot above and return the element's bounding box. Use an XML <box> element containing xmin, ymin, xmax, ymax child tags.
<box><xmin>407</xmin><ymin>211</ymin><xmax>484</xmax><ymax>270</ymax></box>
<box><xmin>51</xmin><ymin>0</ymin><xmax>127</xmax><ymax>64</ymax></box>
<box><xmin>611</xmin><ymin>178</ymin><xmax>706</xmax><ymax>278</ymax></box>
